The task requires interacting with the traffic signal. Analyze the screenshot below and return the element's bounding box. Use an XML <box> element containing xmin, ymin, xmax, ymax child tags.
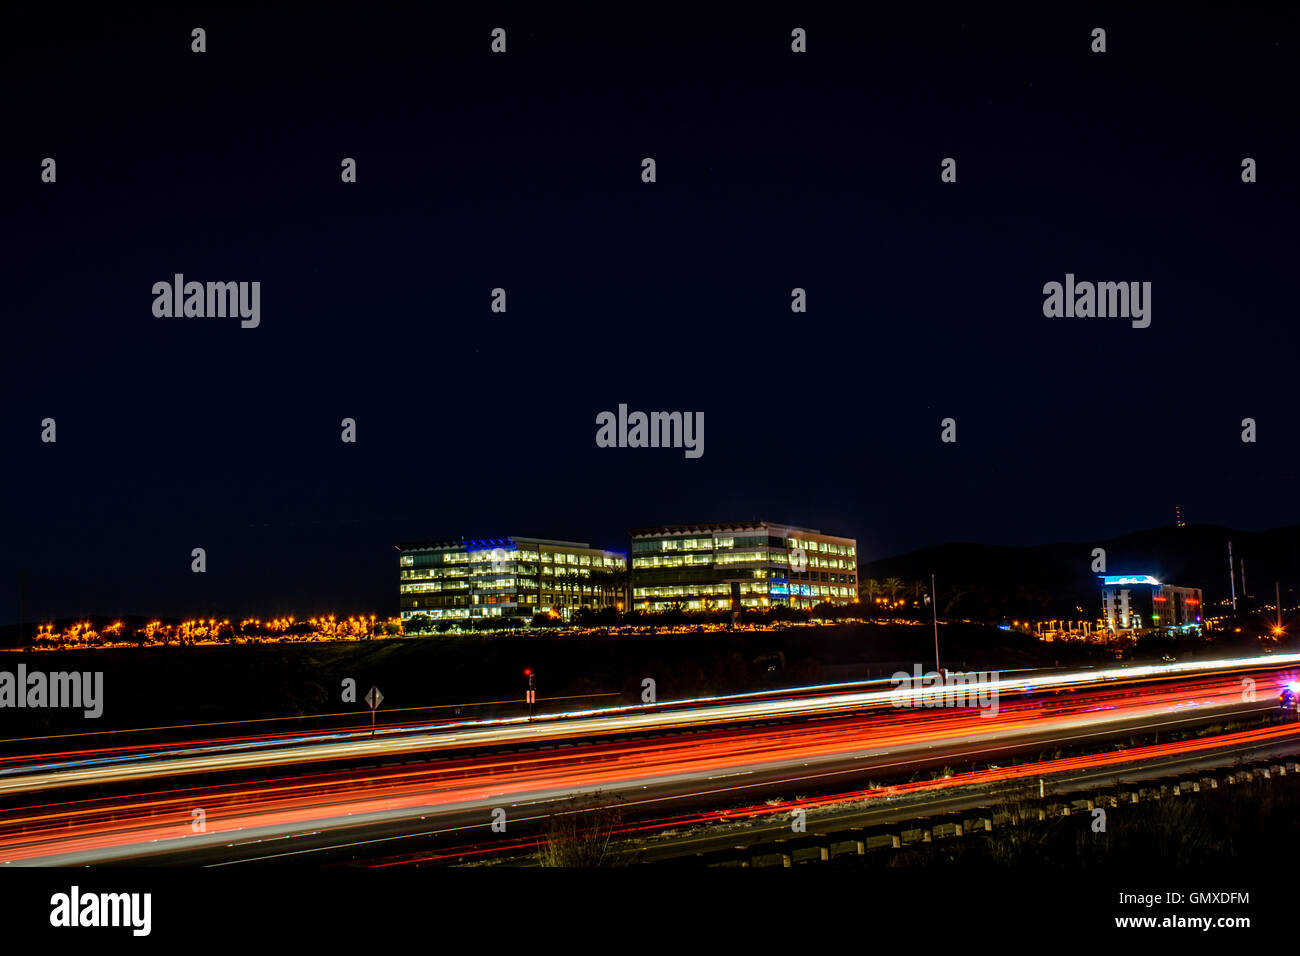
<box><xmin>524</xmin><ymin>668</ymin><xmax>537</xmax><ymax>716</ymax></box>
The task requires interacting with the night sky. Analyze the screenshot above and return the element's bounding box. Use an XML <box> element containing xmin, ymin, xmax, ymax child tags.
<box><xmin>4</xmin><ymin>5</ymin><xmax>1298</xmax><ymax>623</ymax></box>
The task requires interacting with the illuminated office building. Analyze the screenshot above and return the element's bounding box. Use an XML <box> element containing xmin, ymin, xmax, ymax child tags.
<box><xmin>399</xmin><ymin>537</ymin><xmax>627</xmax><ymax>623</ymax></box>
<box><xmin>1100</xmin><ymin>574</ymin><xmax>1202</xmax><ymax>633</ymax></box>
<box><xmin>629</xmin><ymin>521</ymin><xmax>858</xmax><ymax>611</ymax></box>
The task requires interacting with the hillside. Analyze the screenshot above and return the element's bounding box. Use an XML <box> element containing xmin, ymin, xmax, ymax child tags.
<box><xmin>861</xmin><ymin>523</ymin><xmax>1300</xmax><ymax>620</ymax></box>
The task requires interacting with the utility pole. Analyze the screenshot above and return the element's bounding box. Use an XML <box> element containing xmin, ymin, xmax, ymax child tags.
<box><xmin>931</xmin><ymin>573</ymin><xmax>941</xmax><ymax>674</ymax></box>
<box><xmin>1228</xmin><ymin>541</ymin><xmax>1237</xmax><ymax>614</ymax></box>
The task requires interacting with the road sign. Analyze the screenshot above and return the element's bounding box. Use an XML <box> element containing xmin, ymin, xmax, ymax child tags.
<box><xmin>365</xmin><ymin>685</ymin><xmax>383</xmax><ymax>735</ymax></box>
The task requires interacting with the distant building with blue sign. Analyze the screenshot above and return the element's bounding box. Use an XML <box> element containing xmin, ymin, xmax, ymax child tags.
<box><xmin>1101</xmin><ymin>574</ymin><xmax>1202</xmax><ymax>634</ymax></box>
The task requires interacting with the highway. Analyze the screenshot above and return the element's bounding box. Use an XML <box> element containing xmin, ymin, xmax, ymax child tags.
<box><xmin>0</xmin><ymin>654</ymin><xmax>1296</xmax><ymax>865</ymax></box>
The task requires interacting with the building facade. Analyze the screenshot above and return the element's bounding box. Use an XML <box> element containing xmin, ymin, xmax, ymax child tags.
<box><xmin>399</xmin><ymin>537</ymin><xmax>627</xmax><ymax>624</ymax></box>
<box><xmin>1100</xmin><ymin>574</ymin><xmax>1203</xmax><ymax>633</ymax></box>
<box><xmin>629</xmin><ymin>521</ymin><xmax>858</xmax><ymax>612</ymax></box>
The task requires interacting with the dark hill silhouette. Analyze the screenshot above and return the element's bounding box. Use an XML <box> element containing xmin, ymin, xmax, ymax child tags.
<box><xmin>862</xmin><ymin>524</ymin><xmax>1300</xmax><ymax>620</ymax></box>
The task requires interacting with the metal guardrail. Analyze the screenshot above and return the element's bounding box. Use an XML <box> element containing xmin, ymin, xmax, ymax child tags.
<box><xmin>673</xmin><ymin>758</ymin><xmax>1297</xmax><ymax>867</ymax></box>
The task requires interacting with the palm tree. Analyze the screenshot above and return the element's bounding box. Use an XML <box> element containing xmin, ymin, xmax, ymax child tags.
<box><xmin>560</xmin><ymin>571</ymin><xmax>583</xmax><ymax>610</ymax></box>
<box><xmin>860</xmin><ymin>578</ymin><xmax>883</xmax><ymax>602</ymax></box>
<box><xmin>884</xmin><ymin>577</ymin><xmax>905</xmax><ymax>601</ymax></box>
<box><xmin>592</xmin><ymin>569</ymin><xmax>620</xmax><ymax>610</ymax></box>
<box><xmin>590</xmin><ymin>572</ymin><xmax>608</xmax><ymax>608</ymax></box>
<box><xmin>607</xmin><ymin>567</ymin><xmax>631</xmax><ymax>612</ymax></box>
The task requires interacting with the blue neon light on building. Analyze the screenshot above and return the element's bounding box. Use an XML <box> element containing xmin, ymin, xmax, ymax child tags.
<box><xmin>1102</xmin><ymin>574</ymin><xmax>1160</xmax><ymax>586</ymax></box>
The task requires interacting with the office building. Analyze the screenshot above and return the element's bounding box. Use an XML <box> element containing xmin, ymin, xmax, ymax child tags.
<box><xmin>1100</xmin><ymin>574</ymin><xmax>1203</xmax><ymax>633</ymax></box>
<box><xmin>629</xmin><ymin>521</ymin><xmax>858</xmax><ymax>612</ymax></box>
<box><xmin>399</xmin><ymin>537</ymin><xmax>627</xmax><ymax>623</ymax></box>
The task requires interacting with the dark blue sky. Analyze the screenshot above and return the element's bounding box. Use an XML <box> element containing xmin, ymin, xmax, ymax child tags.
<box><xmin>3</xmin><ymin>4</ymin><xmax>1298</xmax><ymax>622</ymax></box>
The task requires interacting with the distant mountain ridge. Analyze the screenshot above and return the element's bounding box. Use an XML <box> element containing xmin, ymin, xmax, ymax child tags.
<box><xmin>861</xmin><ymin>524</ymin><xmax>1300</xmax><ymax>619</ymax></box>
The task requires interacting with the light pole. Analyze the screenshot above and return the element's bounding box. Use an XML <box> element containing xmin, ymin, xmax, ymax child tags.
<box><xmin>931</xmin><ymin>573</ymin><xmax>941</xmax><ymax>674</ymax></box>
<box><xmin>1277</xmin><ymin>581</ymin><xmax>1284</xmax><ymax>636</ymax></box>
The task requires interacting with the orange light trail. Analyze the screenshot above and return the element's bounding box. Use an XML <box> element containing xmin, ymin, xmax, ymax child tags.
<box><xmin>0</xmin><ymin>666</ymin><xmax>1292</xmax><ymax>865</ymax></box>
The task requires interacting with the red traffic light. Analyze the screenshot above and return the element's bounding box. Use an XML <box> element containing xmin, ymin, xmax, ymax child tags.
<box><xmin>523</xmin><ymin>668</ymin><xmax>532</xmax><ymax>676</ymax></box>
